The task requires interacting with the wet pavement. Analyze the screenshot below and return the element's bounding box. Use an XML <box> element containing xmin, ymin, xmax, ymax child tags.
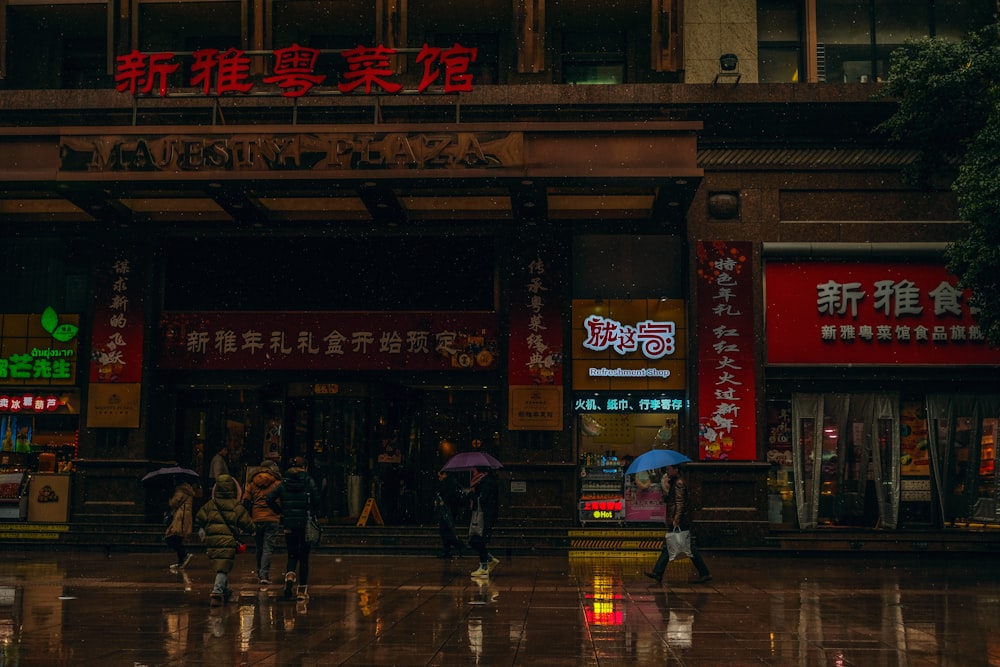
<box><xmin>0</xmin><ymin>548</ymin><xmax>997</xmax><ymax>666</ymax></box>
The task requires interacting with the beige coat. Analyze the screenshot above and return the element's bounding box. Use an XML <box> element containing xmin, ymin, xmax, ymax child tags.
<box><xmin>165</xmin><ymin>482</ymin><xmax>196</xmax><ymax>538</ymax></box>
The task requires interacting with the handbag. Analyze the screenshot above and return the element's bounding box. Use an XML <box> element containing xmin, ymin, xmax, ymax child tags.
<box><xmin>162</xmin><ymin>509</ymin><xmax>174</xmax><ymax>526</ymax></box>
<box><xmin>214</xmin><ymin>500</ymin><xmax>246</xmax><ymax>553</ymax></box>
<box><xmin>468</xmin><ymin>498</ymin><xmax>484</xmax><ymax>538</ymax></box>
<box><xmin>305</xmin><ymin>513</ymin><xmax>322</xmax><ymax>546</ymax></box>
<box><xmin>664</xmin><ymin>528</ymin><xmax>693</xmax><ymax>562</ymax></box>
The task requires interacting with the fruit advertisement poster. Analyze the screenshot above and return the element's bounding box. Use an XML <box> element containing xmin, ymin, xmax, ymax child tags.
<box><xmin>900</xmin><ymin>399</ymin><xmax>930</xmax><ymax>476</ymax></box>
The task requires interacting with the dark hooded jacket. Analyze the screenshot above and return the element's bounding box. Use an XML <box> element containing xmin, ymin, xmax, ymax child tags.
<box><xmin>195</xmin><ymin>474</ymin><xmax>255</xmax><ymax>572</ymax></box>
<box><xmin>266</xmin><ymin>465</ymin><xmax>320</xmax><ymax>529</ymax></box>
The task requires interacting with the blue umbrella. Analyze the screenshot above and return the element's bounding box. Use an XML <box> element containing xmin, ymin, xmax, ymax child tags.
<box><xmin>624</xmin><ymin>449</ymin><xmax>691</xmax><ymax>475</ymax></box>
<box><xmin>441</xmin><ymin>451</ymin><xmax>503</xmax><ymax>472</ymax></box>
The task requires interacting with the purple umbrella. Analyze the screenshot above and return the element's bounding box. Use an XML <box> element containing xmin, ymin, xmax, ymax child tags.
<box><xmin>440</xmin><ymin>451</ymin><xmax>503</xmax><ymax>472</ymax></box>
<box><xmin>142</xmin><ymin>466</ymin><xmax>200</xmax><ymax>483</ymax></box>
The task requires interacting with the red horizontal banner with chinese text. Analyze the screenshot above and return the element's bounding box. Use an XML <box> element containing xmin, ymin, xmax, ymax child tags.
<box><xmin>158</xmin><ymin>312</ymin><xmax>498</xmax><ymax>371</ymax></box>
<box><xmin>765</xmin><ymin>261</ymin><xmax>1000</xmax><ymax>365</ymax></box>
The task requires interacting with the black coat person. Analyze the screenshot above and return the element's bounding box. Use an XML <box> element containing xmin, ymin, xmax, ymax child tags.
<box><xmin>435</xmin><ymin>470</ymin><xmax>467</xmax><ymax>558</ymax></box>
<box><xmin>468</xmin><ymin>467</ymin><xmax>500</xmax><ymax>577</ymax></box>
<box><xmin>266</xmin><ymin>456</ymin><xmax>321</xmax><ymax>600</ymax></box>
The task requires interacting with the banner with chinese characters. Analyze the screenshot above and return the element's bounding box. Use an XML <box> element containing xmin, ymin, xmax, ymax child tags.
<box><xmin>507</xmin><ymin>239</ymin><xmax>565</xmax><ymax>431</ymax></box>
<box><xmin>571</xmin><ymin>299</ymin><xmax>687</xmax><ymax>391</ymax></box>
<box><xmin>508</xmin><ymin>241</ymin><xmax>564</xmax><ymax>386</ymax></box>
<box><xmin>765</xmin><ymin>261</ymin><xmax>1000</xmax><ymax>365</ymax></box>
<box><xmin>90</xmin><ymin>254</ymin><xmax>144</xmax><ymax>383</ymax></box>
<box><xmin>696</xmin><ymin>241</ymin><xmax>755</xmax><ymax>461</ymax></box>
<box><xmin>0</xmin><ymin>310</ymin><xmax>79</xmax><ymax>386</ymax></box>
<box><xmin>159</xmin><ymin>312</ymin><xmax>498</xmax><ymax>371</ymax></box>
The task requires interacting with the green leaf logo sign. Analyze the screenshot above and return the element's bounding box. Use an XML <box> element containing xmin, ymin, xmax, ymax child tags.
<box><xmin>40</xmin><ymin>307</ymin><xmax>79</xmax><ymax>343</ymax></box>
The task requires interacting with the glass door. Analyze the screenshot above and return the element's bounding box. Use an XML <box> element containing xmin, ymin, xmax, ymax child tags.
<box><xmin>927</xmin><ymin>395</ymin><xmax>1000</xmax><ymax>525</ymax></box>
<box><xmin>792</xmin><ymin>393</ymin><xmax>899</xmax><ymax>529</ymax></box>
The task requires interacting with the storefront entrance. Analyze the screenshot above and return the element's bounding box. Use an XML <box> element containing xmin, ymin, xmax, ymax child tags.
<box><xmin>926</xmin><ymin>394</ymin><xmax>1000</xmax><ymax>525</ymax></box>
<box><xmin>169</xmin><ymin>382</ymin><xmax>499</xmax><ymax>524</ymax></box>
<box><xmin>791</xmin><ymin>393</ymin><xmax>900</xmax><ymax>529</ymax></box>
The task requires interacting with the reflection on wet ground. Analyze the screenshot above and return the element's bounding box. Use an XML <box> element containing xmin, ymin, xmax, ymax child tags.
<box><xmin>0</xmin><ymin>549</ymin><xmax>997</xmax><ymax>665</ymax></box>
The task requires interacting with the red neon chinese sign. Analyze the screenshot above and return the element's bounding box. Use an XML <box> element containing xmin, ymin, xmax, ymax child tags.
<box><xmin>115</xmin><ymin>43</ymin><xmax>478</xmax><ymax>98</ymax></box>
<box><xmin>0</xmin><ymin>395</ymin><xmax>63</xmax><ymax>413</ymax></box>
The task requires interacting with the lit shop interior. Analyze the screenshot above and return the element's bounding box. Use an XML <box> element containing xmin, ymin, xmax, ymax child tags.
<box><xmin>575</xmin><ymin>396</ymin><xmax>684</xmax><ymax>526</ymax></box>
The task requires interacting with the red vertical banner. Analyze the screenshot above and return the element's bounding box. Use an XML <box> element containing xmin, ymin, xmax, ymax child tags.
<box><xmin>507</xmin><ymin>239</ymin><xmax>564</xmax><ymax>387</ymax></box>
<box><xmin>90</xmin><ymin>252</ymin><xmax>144</xmax><ymax>384</ymax></box>
<box><xmin>696</xmin><ymin>241</ymin><xmax>755</xmax><ymax>461</ymax></box>
<box><xmin>507</xmin><ymin>238</ymin><xmax>565</xmax><ymax>431</ymax></box>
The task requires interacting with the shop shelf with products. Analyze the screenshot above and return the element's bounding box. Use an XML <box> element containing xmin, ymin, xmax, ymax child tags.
<box><xmin>578</xmin><ymin>463</ymin><xmax>625</xmax><ymax>526</ymax></box>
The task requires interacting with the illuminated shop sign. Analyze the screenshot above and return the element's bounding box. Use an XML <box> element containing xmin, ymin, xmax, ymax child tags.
<box><xmin>572</xmin><ymin>299</ymin><xmax>688</xmax><ymax>392</ymax></box>
<box><xmin>573</xmin><ymin>394</ymin><xmax>686</xmax><ymax>413</ymax></box>
<box><xmin>0</xmin><ymin>395</ymin><xmax>65</xmax><ymax>413</ymax></box>
<box><xmin>766</xmin><ymin>261</ymin><xmax>1000</xmax><ymax>365</ymax></box>
<box><xmin>580</xmin><ymin>499</ymin><xmax>624</xmax><ymax>514</ymax></box>
<box><xmin>115</xmin><ymin>43</ymin><xmax>477</xmax><ymax>98</ymax></box>
<box><xmin>0</xmin><ymin>309</ymin><xmax>79</xmax><ymax>386</ymax></box>
<box><xmin>582</xmin><ymin>315</ymin><xmax>675</xmax><ymax>358</ymax></box>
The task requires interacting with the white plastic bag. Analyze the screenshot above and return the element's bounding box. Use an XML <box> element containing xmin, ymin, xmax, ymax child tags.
<box><xmin>664</xmin><ymin>528</ymin><xmax>692</xmax><ymax>561</ymax></box>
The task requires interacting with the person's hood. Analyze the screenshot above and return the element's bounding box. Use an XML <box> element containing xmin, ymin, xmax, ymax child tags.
<box><xmin>212</xmin><ymin>474</ymin><xmax>240</xmax><ymax>500</ymax></box>
<box><xmin>252</xmin><ymin>469</ymin><xmax>280</xmax><ymax>488</ymax></box>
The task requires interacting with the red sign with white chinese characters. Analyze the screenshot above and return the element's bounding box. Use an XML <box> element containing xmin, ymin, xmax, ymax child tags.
<box><xmin>115</xmin><ymin>43</ymin><xmax>477</xmax><ymax>98</ymax></box>
<box><xmin>766</xmin><ymin>261</ymin><xmax>1000</xmax><ymax>365</ymax></box>
<box><xmin>696</xmin><ymin>241</ymin><xmax>756</xmax><ymax>461</ymax></box>
<box><xmin>159</xmin><ymin>312</ymin><xmax>498</xmax><ymax>371</ymax></box>
<box><xmin>90</xmin><ymin>253</ymin><xmax>144</xmax><ymax>383</ymax></box>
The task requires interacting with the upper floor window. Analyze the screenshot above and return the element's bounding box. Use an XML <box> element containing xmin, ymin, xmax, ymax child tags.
<box><xmin>759</xmin><ymin>0</ymin><xmax>997</xmax><ymax>83</ymax></box>
<box><xmin>560</xmin><ymin>32</ymin><xmax>627</xmax><ymax>84</ymax></box>
<box><xmin>3</xmin><ymin>1</ymin><xmax>110</xmax><ymax>89</ymax></box>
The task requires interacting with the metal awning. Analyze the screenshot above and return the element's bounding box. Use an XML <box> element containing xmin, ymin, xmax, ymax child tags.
<box><xmin>0</xmin><ymin>121</ymin><xmax>702</xmax><ymax>228</ymax></box>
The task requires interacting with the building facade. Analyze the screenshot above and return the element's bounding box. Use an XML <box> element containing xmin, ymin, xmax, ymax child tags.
<box><xmin>1</xmin><ymin>0</ymin><xmax>998</xmax><ymax>543</ymax></box>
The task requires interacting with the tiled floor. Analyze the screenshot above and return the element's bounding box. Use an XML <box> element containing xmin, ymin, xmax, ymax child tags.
<box><xmin>0</xmin><ymin>548</ymin><xmax>998</xmax><ymax>665</ymax></box>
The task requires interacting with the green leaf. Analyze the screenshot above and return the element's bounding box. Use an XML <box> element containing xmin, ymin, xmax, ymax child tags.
<box><xmin>52</xmin><ymin>324</ymin><xmax>79</xmax><ymax>343</ymax></box>
<box><xmin>40</xmin><ymin>307</ymin><xmax>59</xmax><ymax>334</ymax></box>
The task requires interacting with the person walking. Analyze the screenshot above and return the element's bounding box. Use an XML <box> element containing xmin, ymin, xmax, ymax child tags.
<box><xmin>266</xmin><ymin>456</ymin><xmax>321</xmax><ymax>601</ymax></box>
<box><xmin>164</xmin><ymin>477</ymin><xmax>198</xmax><ymax>571</ymax></box>
<box><xmin>645</xmin><ymin>464</ymin><xmax>712</xmax><ymax>585</ymax></box>
<box><xmin>242</xmin><ymin>459</ymin><xmax>283</xmax><ymax>586</ymax></box>
<box><xmin>208</xmin><ymin>444</ymin><xmax>230</xmax><ymax>488</ymax></box>
<box><xmin>195</xmin><ymin>473</ymin><xmax>255</xmax><ymax>606</ymax></box>
<box><xmin>468</xmin><ymin>467</ymin><xmax>500</xmax><ymax>578</ymax></box>
<box><xmin>435</xmin><ymin>470</ymin><xmax>467</xmax><ymax>558</ymax></box>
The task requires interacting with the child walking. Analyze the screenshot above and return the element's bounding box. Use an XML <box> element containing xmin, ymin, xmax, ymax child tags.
<box><xmin>195</xmin><ymin>474</ymin><xmax>254</xmax><ymax>606</ymax></box>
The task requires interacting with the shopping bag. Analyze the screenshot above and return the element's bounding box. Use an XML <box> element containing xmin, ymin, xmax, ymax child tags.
<box><xmin>664</xmin><ymin>528</ymin><xmax>692</xmax><ymax>561</ymax></box>
<box><xmin>468</xmin><ymin>500</ymin><xmax>484</xmax><ymax>538</ymax></box>
<box><xmin>305</xmin><ymin>514</ymin><xmax>322</xmax><ymax>546</ymax></box>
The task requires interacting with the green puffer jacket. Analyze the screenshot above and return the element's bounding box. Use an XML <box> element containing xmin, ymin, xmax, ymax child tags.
<box><xmin>195</xmin><ymin>474</ymin><xmax>255</xmax><ymax>573</ymax></box>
